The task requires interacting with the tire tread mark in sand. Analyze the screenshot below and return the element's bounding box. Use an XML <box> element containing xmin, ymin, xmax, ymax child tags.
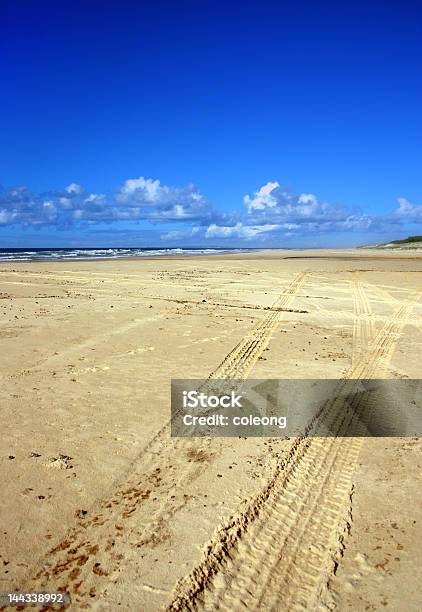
<box><xmin>352</xmin><ymin>272</ymin><xmax>374</xmax><ymax>366</ymax></box>
<box><xmin>165</xmin><ymin>292</ymin><xmax>419</xmax><ymax>612</ymax></box>
<box><xmin>207</xmin><ymin>272</ymin><xmax>307</xmax><ymax>380</ymax></box>
<box><xmin>23</xmin><ymin>273</ymin><xmax>308</xmax><ymax>605</ymax></box>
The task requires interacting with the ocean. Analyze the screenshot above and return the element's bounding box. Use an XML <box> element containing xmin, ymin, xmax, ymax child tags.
<box><xmin>0</xmin><ymin>247</ymin><xmax>254</xmax><ymax>262</ymax></box>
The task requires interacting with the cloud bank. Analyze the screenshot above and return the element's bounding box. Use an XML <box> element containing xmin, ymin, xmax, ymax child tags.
<box><xmin>0</xmin><ymin>177</ymin><xmax>421</xmax><ymax>245</ymax></box>
<box><xmin>244</xmin><ymin>182</ymin><xmax>375</xmax><ymax>231</ymax></box>
<box><xmin>202</xmin><ymin>182</ymin><xmax>421</xmax><ymax>242</ymax></box>
<box><xmin>0</xmin><ymin>177</ymin><xmax>213</xmax><ymax>227</ymax></box>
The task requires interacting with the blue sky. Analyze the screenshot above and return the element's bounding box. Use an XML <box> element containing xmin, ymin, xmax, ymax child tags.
<box><xmin>1</xmin><ymin>0</ymin><xmax>421</xmax><ymax>247</ymax></box>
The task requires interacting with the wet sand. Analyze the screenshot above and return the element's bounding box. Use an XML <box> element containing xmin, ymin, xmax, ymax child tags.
<box><xmin>0</xmin><ymin>249</ymin><xmax>421</xmax><ymax>610</ymax></box>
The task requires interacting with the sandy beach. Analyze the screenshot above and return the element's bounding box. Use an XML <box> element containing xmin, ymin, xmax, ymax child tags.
<box><xmin>1</xmin><ymin>249</ymin><xmax>421</xmax><ymax>611</ymax></box>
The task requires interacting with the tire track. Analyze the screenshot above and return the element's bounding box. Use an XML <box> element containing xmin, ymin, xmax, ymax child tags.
<box><xmin>165</xmin><ymin>291</ymin><xmax>419</xmax><ymax>612</ymax></box>
<box><xmin>346</xmin><ymin>296</ymin><xmax>418</xmax><ymax>381</ymax></box>
<box><xmin>208</xmin><ymin>271</ymin><xmax>307</xmax><ymax>380</ymax></box>
<box><xmin>22</xmin><ymin>272</ymin><xmax>308</xmax><ymax>607</ymax></box>
<box><xmin>362</xmin><ymin>281</ymin><xmax>400</xmax><ymax>306</ymax></box>
<box><xmin>352</xmin><ymin>272</ymin><xmax>374</xmax><ymax>366</ymax></box>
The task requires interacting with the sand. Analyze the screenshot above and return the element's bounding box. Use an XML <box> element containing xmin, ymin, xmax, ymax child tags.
<box><xmin>0</xmin><ymin>249</ymin><xmax>421</xmax><ymax>611</ymax></box>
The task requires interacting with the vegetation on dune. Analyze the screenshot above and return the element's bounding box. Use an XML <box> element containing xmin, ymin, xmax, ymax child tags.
<box><xmin>359</xmin><ymin>235</ymin><xmax>422</xmax><ymax>248</ymax></box>
<box><xmin>389</xmin><ymin>235</ymin><xmax>422</xmax><ymax>244</ymax></box>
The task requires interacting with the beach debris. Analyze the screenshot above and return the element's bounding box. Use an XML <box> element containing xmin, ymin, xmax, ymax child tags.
<box><xmin>47</xmin><ymin>454</ymin><xmax>73</xmax><ymax>470</ymax></box>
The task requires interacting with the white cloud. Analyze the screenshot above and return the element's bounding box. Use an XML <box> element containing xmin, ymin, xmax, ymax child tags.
<box><xmin>297</xmin><ymin>193</ymin><xmax>317</xmax><ymax>205</ymax></box>
<box><xmin>281</xmin><ymin>223</ymin><xmax>300</xmax><ymax>230</ymax></box>
<box><xmin>243</xmin><ymin>182</ymin><xmax>338</xmax><ymax>223</ymax></box>
<box><xmin>65</xmin><ymin>183</ymin><xmax>83</xmax><ymax>194</ymax></box>
<box><xmin>59</xmin><ymin>197</ymin><xmax>72</xmax><ymax>208</ymax></box>
<box><xmin>206</xmin><ymin>222</ymin><xmax>280</xmax><ymax>240</ymax></box>
<box><xmin>84</xmin><ymin>194</ymin><xmax>105</xmax><ymax>203</ymax></box>
<box><xmin>160</xmin><ymin>230</ymin><xmax>185</xmax><ymax>240</ymax></box>
<box><xmin>160</xmin><ymin>226</ymin><xmax>201</xmax><ymax>241</ymax></box>
<box><xmin>114</xmin><ymin>176</ymin><xmax>212</xmax><ymax>221</ymax></box>
<box><xmin>117</xmin><ymin>177</ymin><xmax>163</xmax><ymax>202</ymax></box>
<box><xmin>395</xmin><ymin>197</ymin><xmax>422</xmax><ymax>221</ymax></box>
<box><xmin>0</xmin><ymin>209</ymin><xmax>17</xmax><ymax>224</ymax></box>
<box><xmin>244</xmin><ymin>181</ymin><xmax>280</xmax><ymax>212</ymax></box>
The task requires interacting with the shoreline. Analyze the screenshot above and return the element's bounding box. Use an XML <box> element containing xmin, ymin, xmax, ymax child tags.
<box><xmin>1</xmin><ymin>246</ymin><xmax>422</xmax><ymax>266</ymax></box>
<box><xmin>0</xmin><ymin>247</ymin><xmax>264</xmax><ymax>264</ymax></box>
